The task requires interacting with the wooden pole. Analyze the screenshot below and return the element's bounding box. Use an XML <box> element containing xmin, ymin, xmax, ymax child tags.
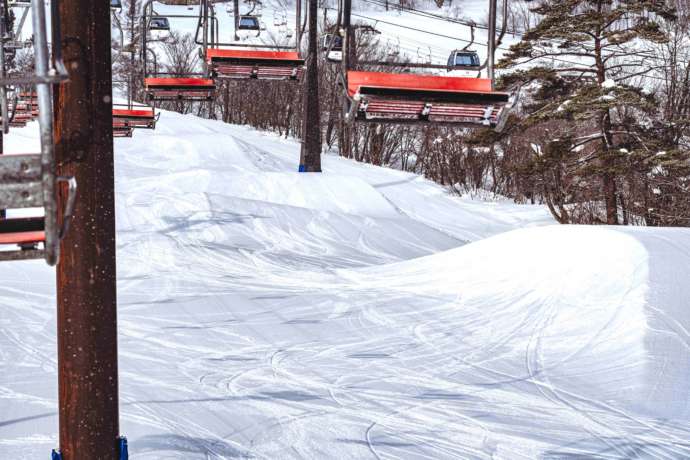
<box><xmin>342</xmin><ymin>0</ymin><xmax>351</xmax><ymax>72</ymax></box>
<box><xmin>233</xmin><ymin>0</ymin><xmax>240</xmax><ymax>40</ymax></box>
<box><xmin>339</xmin><ymin>0</ymin><xmax>352</xmax><ymax>159</ymax></box>
<box><xmin>0</xmin><ymin>2</ymin><xmax>6</xmax><ymax>219</ymax></box>
<box><xmin>487</xmin><ymin>0</ymin><xmax>497</xmax><ymax>89</ymax></box>
<box><xmin>54</xmin><ymin>0</ymin><xmax>120</xmax><ymax>457</ymax></box>
<box><xmin>295</xmin><ymin>0</ymin><xmax>302</xmax><ymax>50</ymax></box>
<box><xmin>298</xmin><ymin>0</ymin><xmax>321</xmax><ymax>172</ymax></box>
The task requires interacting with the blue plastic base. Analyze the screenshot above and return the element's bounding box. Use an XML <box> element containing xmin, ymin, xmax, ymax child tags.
<box><xmin>298</xmin><ymin>164</ymin><xmax>306</xmax><ymax>172</ymax></box>
<box><xmin>119</xmin><ymin>436</ymin><xmax>129</xmax><ymax>460</ymax></box>
<box><xmin>51</xmin><ymin>437</ymin><xmax>127</xmax><ymax>459</ymax></box>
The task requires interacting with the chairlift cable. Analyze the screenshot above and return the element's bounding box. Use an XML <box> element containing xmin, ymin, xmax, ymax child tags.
<box><xmin>323</xmin><ymin>8</ymin><xmax>669</xmax><ymax>83</ymax></box>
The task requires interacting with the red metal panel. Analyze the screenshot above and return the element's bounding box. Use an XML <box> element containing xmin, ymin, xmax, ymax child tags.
<box><xmin>347</xmin><ymin>71</ymin><xmax>496</xmax><ymax>97</ymax></box>
<box><xmin>145</xmin><ymin>77</ymin><xmax>215</xmax><ymax>88</ymax></box>
<box><xmin>207</xmin><ymin>48</ymin><xmax>302</xmax><ymax>62</ymax></box>
<box><xmin>112</xmin><ymin>109</ymin><xmax>154</xmax><ymax>118</ymax></box>
<box><xmin>0</xmin><ymin>231</ymin><xmax>45</xmax><ymax>245</ymax></box>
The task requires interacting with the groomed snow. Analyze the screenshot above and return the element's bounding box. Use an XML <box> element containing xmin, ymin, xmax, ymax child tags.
<box><xmin>1</xmin><ymin>110</ymin><xmax>690</xmax><ymax>459</ymax></box>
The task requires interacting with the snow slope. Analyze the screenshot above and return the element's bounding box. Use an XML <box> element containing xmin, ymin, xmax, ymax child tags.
<box><xmin>2</xmin><ymin>111</ymin><xmax>690</xmax><ymax>459</ymax></box>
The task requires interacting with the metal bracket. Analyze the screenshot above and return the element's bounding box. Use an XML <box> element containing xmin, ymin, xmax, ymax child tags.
<box><xmin>494</xmin><ymin>85</ymin><xmax>521</xmax><ymax>133</ymax></box>
<box><xmin>482</xmin><ymin>105</ymin><xmax>494</xmax><ymax>126</ymax></box>
<box><xmin>57</xmin><ymin>176</ymin><xmax>77</xmax><ymax>240</ymax></box>
<box><xmin>0</xmin><ymin>154</ymin><xmax>42</xmax><ymax>208</ymax></box>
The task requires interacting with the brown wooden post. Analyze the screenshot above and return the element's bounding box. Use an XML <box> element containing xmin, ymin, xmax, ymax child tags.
<box><xmin>298</xmin><ymin>0</ymin><xmax>322</xmax><ymax>172</ymax></box>
<box><xmin>233</xmin><ymin>0</ymin><xmax>240</xmax><ymax>40</ymax></box>
<box><xmin>0</xmin><ymin>129</ymin><xmax>4</xmax><ymax>219</ymax></box>
<box><xmin>340</xmin><ymin>0</ymin><xmax>353</xmax><ymax>159</ymax></box>
<box><xmin>295</xmin><ymin>0</ymin><xmax>302</xmax><ymax>49</ymax></box>
<box><xmin>487</xmin><ymin>0</ymin><xmax>497</xmax><ymax>88</ymax></box>
<box><xmin>54</xmin><ymin>0</ymin><xmax>120</xmax><ymax>458</ymax></box>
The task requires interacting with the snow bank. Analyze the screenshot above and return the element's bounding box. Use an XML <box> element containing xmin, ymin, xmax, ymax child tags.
<box><xmin>2</xmin><ymin>104</ymin><xmax>690</xmax><ymax>459</ymax></box>
<box><xmin>206</xmin><ymin>173</ymin><xmax>401</xmax><ymax>218</ymax></box>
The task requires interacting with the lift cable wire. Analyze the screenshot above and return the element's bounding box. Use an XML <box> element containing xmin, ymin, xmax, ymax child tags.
<box><xmin>355</xmin><ymin>0</ymin><xmax>670</xmax><ymax>64</ymax></box>
<box><xmin>325</xmin><ymin>8</ymin><xmax>671</xmax><ymax>83</ymax></box>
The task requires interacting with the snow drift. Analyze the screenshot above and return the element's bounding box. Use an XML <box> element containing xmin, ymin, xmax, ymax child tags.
<box><xmin>1</xmin><ymin>108</ymin><xmax>689</xmax><ymax>459</ymax></box>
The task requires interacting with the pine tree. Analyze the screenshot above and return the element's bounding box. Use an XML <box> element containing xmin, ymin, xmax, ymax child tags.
<box><xmin>499</xmin><ymin>0</ymin><xmax>676</xmax><ymax>224</ymax></box>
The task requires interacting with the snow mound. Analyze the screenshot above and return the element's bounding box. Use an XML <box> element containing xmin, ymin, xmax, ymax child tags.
<box><xmin>207</xmin><ymin>172</ymin><xmax>401</xmax><ymax>218</ymax></box>
<box><xmin>4</xmin><ymin>104</ymin><xmax>690</xmax><ymax>458</ymax></box>
<box><xmin>346</xmin><ymin>224</ymin><xmax>690</xmax><ymax>422</ymax></box>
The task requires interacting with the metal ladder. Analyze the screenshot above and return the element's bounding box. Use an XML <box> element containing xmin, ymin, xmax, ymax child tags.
<box><xmin>0</xmin><ymin>0</ymin><xmax>73</xmax><ymax>265</ymax></box>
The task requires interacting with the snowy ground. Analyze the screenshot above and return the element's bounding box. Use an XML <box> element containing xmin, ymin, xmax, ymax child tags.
<box><xmin>2</xmin><ymin>110</ymin><xmax>690</xmax><ymax>459</ymax></box>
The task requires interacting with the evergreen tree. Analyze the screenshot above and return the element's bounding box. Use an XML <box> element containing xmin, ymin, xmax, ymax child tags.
<box><xmin>499</xmin><ymin>0</ymin><xmax>676</xmax><ymax>224</ymax></box>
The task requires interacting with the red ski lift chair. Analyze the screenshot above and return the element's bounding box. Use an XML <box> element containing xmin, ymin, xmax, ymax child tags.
<box><xmin>14</xmin><ymin>103</ymin><xmax>38</xmax><ymax>119</ymax></box>
<box><xmin>0</xmin><ymin>153</ymin><xmax>76</xmax><ymax>262</ymax></box>
<box><xmin>18</xmin><ymin>92</ymin><xmax>38</xmax><ymax>107</ymax></box>
<box><xmin>144</xmin><ymin>77</ymin><xmax>216</xmax><ymax>102</ymax></box>
<box><xmin>207</xmin><ymin>49</ymin><xmax>305</xmax><ymax>81</ymax></box>
<box><xmin>345</xmin><ymin>71</ymin><xmax>516</xmax><ymax>130</ymax></box>
<box><xmin>112</xmin><ymin>105</ymin><xmax>158</xmax><ymax>130</ymax></box>
<box><xmin>1</xmin><ymin>108</ymin><xmax>32</xmax><ymax>127</ymax></box>
<box><xmin>1</xmin><ymin>115</ymin><xmax>30</xmax><ymax>128</ymax></box>
<box><xmin>113</xmin><ymin>126</ymin><xmax>134</xmax><ymax>137</ymax></box>
<box><xmin>0</xmin><ymin>217</ymin><xmax>45</xmax><ymax>260</ymax></box>
<box><xmin>16</xmin><ymin>93</ymin><xmax>39</xmax><ymax>118</ymax></box>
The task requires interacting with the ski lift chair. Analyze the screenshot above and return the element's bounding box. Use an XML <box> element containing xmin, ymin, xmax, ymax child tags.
<box><xmin>18</xmin><ymin>91</ymin><xmax>38</xmax><ymax>105</ymax></box>
<box><xmin>2</xmin><ymin>111</ymin><xmax>31</xmax><ymax>127</ymax></box>
<box><xmin>207</xmin><ymin>49</ymin><xmax>304</xmax><ymax>81</ymax></box>
<box><xmin>112</xmin><ymin>126</ymin><xmax>134</xmax><ymax>137</ymax></box>
<box><xmin>0</xmin><ymin>0</ymin><xmax>74</xmax><ymax>264</ymax></box>
<box><xmin>0</xmin><ymin>216</ymin><xmax>45</xmax><ymax>259</ymax></box>
<box><xmin>448</xmin><ymin>50</ymin><xmax>481</xmax><ymax>69</ymax></box>
<box><xmin>144</xmin><ymin>77</ymin><xmax>216</xmax><ymax>101</ymax></box>
<box><xmin>13</xmin><ymin>100</ymin><xmax>38</xmax><ymax>118</ymax></box>
<box><xmin>344</xmin><ymin>71</ymin><xmax>516</xmax><ymax>131</ymax></box>
<box><xmin>273</xmin><ymin>10</ymin><xmax>287</xmax><ymax>27</ymax></box>
<box><xmin>237</xmin><ymin>15</ymin><xmax>261</xmax><ymax>39</ymax></box>
<box><xmin>321</xmin><ymin>34</ymin><xmax>343</xmax><ymax>62</ymax></box>
<box><xmin>17</xmin><ymin>93</ymin><xmax>39</xmax><ymax>119</ymax></box>
<box><xmin>386</xmin><ymin>38</ymin><xmax>400</xmax><ymax>57</ymax></box>
<box><xmin>447</xmin><ymin>50</ymin><xmax>481</xmax><ymax>78</ymax></box>
<box><xmin>13</xmin><ymin>93</ymin><xmax>38</xmax><ymax>118</ymax></box>
<box><xmin>112</xmin><ymin>104</ymin><xmax>158</xmax><ymax>129</ymax></box>
<box><xmin>148</xmin><ymin>16</ymin><xmax>171</xmax><ymax>41</ymax></box>
<box><xmin>149</xmin><ymin>16</ymin><xmax>170</xmax><ymax>31</ymax></box>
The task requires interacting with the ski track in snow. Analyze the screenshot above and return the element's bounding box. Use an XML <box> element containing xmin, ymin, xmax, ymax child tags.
<box><xmin>1</xmin><ymin>106</ymin><xmax>690</xmax><ymax>459</ymax></box>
